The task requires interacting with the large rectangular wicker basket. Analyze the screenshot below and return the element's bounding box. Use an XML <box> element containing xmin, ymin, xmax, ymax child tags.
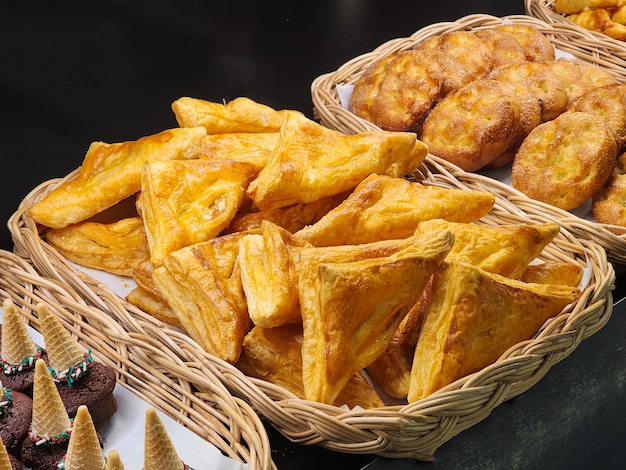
<box><xmin>0</xmin><ymin>248</ymin><xmax>273</xmax><ymax>469</ymax></box>
<box><xmin>310</xmin><ymin>13</ymin><xmax>626</xmax><ymax>265</ymax></box>
<box><xmin>8</xmin><ymin>154</ymin><xmax>615</xmax><ymax>459</ymax></box>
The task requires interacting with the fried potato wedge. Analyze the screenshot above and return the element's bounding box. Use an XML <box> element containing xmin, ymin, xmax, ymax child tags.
<box><xmin>172</xmin><ymin>96</ymin><xmax>295</xmax><ymax>133</ymax></box>
<box><xmin>247</xmin><ymin>113</ymin><xmax>427</xmax><ymax>210</ymax></box>
<box><xmin>152</xmin><ymin>231</ymin><xmax>255</xmax><ymax>364</ymax></box>
<box><xmin>407</xmin><ymin>260</ymin><xmax>582</xmax><ymax>402</ymax></box>
<box><xmin>238</xmin><ymin>324</ymin><xmax>384</xmax><ymax>409</ymax></box>
<box><xmin>141</xmin><ymin>158</ymin><xmax>257</xmax><ymax>266</ymax></box>
<box><xmin>45</xmin><ymin>217</ymin><xmax>149</xmax><ymax>277</ymax></box>
<box><xmin>521</xmin><ymin>261</ymin><xmax>584</xmax><ymax>287</ymax></box>
<box><xmin>238</xmin><ymin>221</ymin><xmax>312</xmax><ymax>328</ymax></box>
<box><xmin>415</xmin><ymin>219</ymin><xmax>560</xmax><ymax>279</ymax></box>
<box><xmin>28</xmin><ymin>126</ymin><xmax>207</xmax><ymax>229</ymax></box>
<box><xmin>295</xmin><ymin>174</ymin><xmax>495</xmax><ymax>246</ymax></box>
<box><xmin>300</xmin><ymin>229</ymin><xmax>454</xmax><ymax>405</ymax></box>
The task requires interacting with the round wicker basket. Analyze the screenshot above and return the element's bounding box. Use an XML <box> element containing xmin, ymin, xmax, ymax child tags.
<box><xmin>0</xmin><ymin>248</ymin><xmax>274</xmax><ymax>470</ymax></box>
<box><xmin>8</xmin><ymin>153</ymin><xmax>615</xmax><ymax>459</ymax></box>
<box><xmin>310</xmin><ymin>13</ymin><xmax>626</xmax><ymax>265</ymax></box>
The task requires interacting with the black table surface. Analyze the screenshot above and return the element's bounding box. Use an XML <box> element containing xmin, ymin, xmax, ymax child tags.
<box><xmin>2</xmin><ymin>1</ymin><xmax>625</xmax><ymax>469</ymax></box>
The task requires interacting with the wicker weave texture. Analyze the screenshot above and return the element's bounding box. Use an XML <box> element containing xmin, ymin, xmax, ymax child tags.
<box><xmin>0</xmin><ymin>248</ymin><xmax>274</xmax><ymax>470</ymax></box>
<box><xmin>310</xmin><ymin>13</ymin><xmax>626</xmax><ymax>265</ymax></box>
<box><xmin>8</xmin><ymin>154</ymin><xmax>615</xmax><ymax>459</ymax></box>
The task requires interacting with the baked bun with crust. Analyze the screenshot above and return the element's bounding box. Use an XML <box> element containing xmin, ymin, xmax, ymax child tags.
<box><xmin>592</xmin><ymin>151</ymin><xmax>626</xmax><ymax>230</ymax></box>
<box><xmin>493</xmin><ymin>24</ymin><xmax>556</xmax><ymax>62</ymax></box>
<box><xmin>512</xmin><ymin>111</ymin><xmax>617</xmax><ymax>210</ymax></box>
<box><xmin>545</xmin><ymin>59</ymin><xmax>618</xmax><ymax>105</ymax></box>
<box><xmin>421</xmin><ymin>79</ymin><xmax>521</xmax><ymax>171</ymax></box>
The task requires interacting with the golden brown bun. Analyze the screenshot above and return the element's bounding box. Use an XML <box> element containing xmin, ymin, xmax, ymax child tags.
<box><xmin>592</xmin><ymin>151</ymin><xmax>626</xmax><ymax>230</ymax></box>
<box><xmin>512</xmin><ymin>111</ymin><xmax>617</xmax><ymax>210</ymax></box>
<box><xmin>492</xmin><ymin>24</ymin><xmax>555</xmax><ymax>62</ymax></box>
<box><xmin>545</xmin><ymin>59</ymin><xmax>618</xmax><ymax>105</ymax></box>
<box><xmin>489</xmin><ymin>61</ymin><xmax>569</xmax><ymax>122</ymax></box>
<box><xmin>568</xmin><ymin>83</ymin><xmax>626</xmax><ymax>149</ymax></box>
<box><xmin>474</xmin><ymin>28</ymin><xmax>528</xmax><ymax>68</ymax></box>
<box><xmin>349</xmin><ymin>48</ymin><xmax>442</xmax><ymax>132</ymax></box>
<box><xmin>421</xmin><ymin>79</ymin><xmax>521</xmax><ymax>171</ymax></box>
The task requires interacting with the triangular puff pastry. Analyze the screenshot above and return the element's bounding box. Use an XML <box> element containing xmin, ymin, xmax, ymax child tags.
<box><xmin>237</xmin><ymin>324</ymin><xmax>384</xmax><ymax>409</ymax></box>
<box><xmin>152</xmin><ymin>231</ymin><xmax>254</xmax><ymax>364</ymax></box>
<box><xmin>141</xmin><ymin>158</ymin><xmax>257</xmax><ymax>266</ymax></box>
<box><xmin>172</xmin><ymin>96</ymin><xmax>294</xmax><ymax>134</ymax></box>
<box><xmin>407</xmin><ymin>260</ymin><xmax>582</xmax><ymax>402</ymax></box>
<box><xmin>247</xmin><ymin>112</ymin><xmax>427</xmax><ymax>210</ymax></box>
<box><xmin>28</xmin><ymin>126</ymin><xmax>207</xmax><ymax>229</ymax></box>
<box><xmin>295</xmin><ymin>174</ymin><xmax>495</xmax><ymax>246</ymax></box>
<box><xmin>300</xmin><ymin>229</ymin><xmax>454</xmax><ymax>404</ymax></box>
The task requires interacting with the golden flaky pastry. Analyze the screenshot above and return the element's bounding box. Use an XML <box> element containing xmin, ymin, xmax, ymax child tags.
<box><xmin>366</xmin><ymin>219</ymin><xmax>561</xmax><ymax>399</ymax></box>
<box><xmin>246</xmin><ymin>112</ymin><xmax>427</xmax><ymax>210</ymax></box>
<box><xmin>407</xmin><ymin>260</ymin><xmax>582</xmax><ymax>402</ymax></box>
<box><xmin>237</xmin><ymin>324</ymin><xmax>384</xmax><ymax>409</ymax></box>
<box><xmin>172</xmin><ymin>96</ymin><xmax>295</xmax><ymax>133</ymax></box>
<box><xmin>567</xmin><ymin>8</ymin><xmax>626</xmax><ymax>39</ymax></box>
<box><xmin>141</xmin><ymin>158</ymin><xmax>257</xmax><ymax>266</ymax></box>
<box><xmin>28</xmin><ymin>126</ymin><xmax>207</xmax><ymax>229</ymax></box>
<box><xmin>126</xmin><ymin>286</ymin><xmax>181</xmax><ymax>328</ymax></box>
<box><xmin>45</xmin><ymin>217</ymin><xmax>149</xmax><ymax>277</ymax></box>
<box><xmin>521</xmin><ymin>261</ymin><xmax>583</xmax><ymax>287</ymax></box>
<box><xmin>555</xmin><ymin>0</ymin><xmax>625</xmax><ymax>14</ymax></box>
<box><xmin>238</xmin><ymin>221</ymin><xmax>312</xmax><ymax>328</ymax></box>
<box><xmin>300</xmin><ymin>229</ymin><xmax>454</xmax><ymax>405</ymax></box>
<box><xmin>152</xmin><ymin>231</ymin><xmax>254</xmax><ymax>364</ymax></box>
<box><xmin>295</xmin><ymin>174</ymin><xmax>495</xmax><ymax>247</ymax></box>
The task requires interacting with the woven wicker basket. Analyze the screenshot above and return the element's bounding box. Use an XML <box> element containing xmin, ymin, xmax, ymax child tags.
<box><xmin>0</xmin><ymin>248</ymin><xmax>274</xmax><ymax>469</ymax></box>
<box><xmin>8</xmin><ymin>152</ymin><xmax>615</xmax><ymax>459</ymax></box>
<box><xmin>310</xmin><ymin>13</ymin><xmax>626</xmax><ymax>265</ymax></box>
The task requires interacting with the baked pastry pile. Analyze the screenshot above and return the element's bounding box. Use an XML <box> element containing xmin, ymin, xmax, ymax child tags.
<box><xmin>26</xmin><ymin>97</ymin><xmax>584</xmax><ymax>405</ymax></box>
<box><xmin>350</xmin><ymin>24</ymin><xmax>626</xmax><ymax>217</ymax></box>
<box><xmin>555</xmin><ymin>0</ymin><xmax>626</xmax><ymax>40</ymax></box>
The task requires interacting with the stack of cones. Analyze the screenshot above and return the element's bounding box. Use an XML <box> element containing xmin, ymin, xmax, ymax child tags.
<box><xmin>1</xmin><ymin>299</ymin><xmax>40</xmax><ymax>370</ymax></box>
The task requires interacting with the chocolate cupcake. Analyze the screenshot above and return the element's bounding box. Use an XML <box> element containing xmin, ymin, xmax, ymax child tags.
<box><xmin>36</xmin><ymin>303</ymin><xmax>117</xmax><ymax>426</ymax></box>
<box><xmin>1</xmin><ymin>299</ymin><xmax>48</xmax><ymax>396</ymax></box>
<box><xmin>0</xmin><ymin>384</ymin><xmax>32</xmax><ymax>456</ymax></box>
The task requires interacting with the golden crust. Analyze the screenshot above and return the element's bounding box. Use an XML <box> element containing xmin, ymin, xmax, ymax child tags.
<box><xmin>421</xmin><ymin>79</ymin><xmax>521</xmax><ymax>171</ymax></box>
<box><xmin>28</xmin><ymin>127</ymin><xmax>208</xmax><ymax>229</ymax></box>
<box><xmin>45</xmin><ymin>217</ymin><xmax>149</xmax><ymax>277</ymax></box>
<box><xmin>512</xmin><ymin>111</ymin><xmax>617</xmax><ymax>210</ymax></box>
<box><xmin>152</xmin><ymin>231</ymin><xmax>254</xmax><ymax>364</ymax></box>
<box><xmin>237</xmin><ymin>324</ymin><xmax>384</xmax><ymax>409</ymax></box>
<box><xmin>555</xmin><ymin>0</ymin><xmax>625</xmax><ymax>14</ymax></box>
<box><xmin>592</xmin><ymin>151</ymin><xmax>626</xmax><ymax>229</ymax></box>
<box><xmin>520</xmin><ymin>262</ymin><xmax>583</xmax><ymax>287</ymax></box>
<box><xmin>171</xmin><ymin>96</ymin><xmax>294</xmax><ymax>133</ymax></box>
<box><xmin>300</xmin><ymin>230</ymin><xmax>454</xmax><ymax>404</ymax></box>
<box><xmin>294</xmin><ymin>174</ymin><xmax>495</xmax><ymax>247</ymax></box>
<box><xmin>407</xmin><ymin>260</ymin><xmax>582</xmax><ymax>402</ymax></box>
<box><xmin>350</xmin><ymin>49</ymin><xmax>443</xmax><ymax>132</ymax></box>
<box><xmin>141</xmin><ymin>158</ymin><xmax>257</xmax><ymax>266</ymax></box>
<box><xmin>474</xmin><ymin>28</ymin><xmax>528</xmax><ymax>68</ymax></box>
<box><xmin>125</xmin><ymin>286</ymin><xmax>182</xmax><ymax>328</ymax></box>
<box><xmin>492</xmin><ymin>24</ymin><xmax>555</xmax><ymax>62</ymax></box>
<box><xmin>417</xmin><ymin>31</ymin><xmax>495</xmax><ymax>82</ymax></box>
<box><xmin>489</xmin><ymin>61</ymin><xmax>569</xmax><ymax>122</ymax></box>
<box><xmin>567</xmin><ymin>8</ymin><xmax>626</xmax><ymax>40</ymax></box>
<box><xmin>568</xmin><ymin>83</ymin><xmax>626</xmax><ymax>149</ymax></box>
<box><xmin>246</xmin><ymin>113</ymin><xmax>427</xmax><ymax>210</ymax></box>
<box><xmin>545</xmin><ymin>59</ymin><xmax>618</xmax><ymax>105</ymax></box>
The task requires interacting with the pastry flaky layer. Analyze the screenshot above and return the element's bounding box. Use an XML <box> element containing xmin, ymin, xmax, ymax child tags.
<box><xmin>27</xmin><ymin>95</ymin><xmax>584</xmax><ymax>407</ymax></box>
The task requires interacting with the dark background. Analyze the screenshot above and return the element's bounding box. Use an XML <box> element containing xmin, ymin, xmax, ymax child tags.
<box><xmin>3</xmin><ymin>2</ymin><xmax>626</xmax><ymax>469</ymax></box>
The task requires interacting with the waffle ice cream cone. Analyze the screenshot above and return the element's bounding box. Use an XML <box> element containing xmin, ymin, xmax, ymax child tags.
<box><xmin>104</xmin><ymin>449</ymin><xmax>125</xmax><ymax>470</ymax></box>
<box><xmin>63</xmin><ymin>405</ymin><xmax>105</xmax><ymax>470</ymax></box>
<box><xmin>1</xmin><ymin>298</ymin><xmax>38</xmax><ymax>365</ymax></box>
<box><xmin>36</xmin><ymin>303</ymin><xmax>85</xmax><ymax>374</ymax></box>
<box><xmin>0</xmin><ymin>436</ymin><xmax>12</xmax><ymax>470</ymax></box>
<box><xmin>31</xmin><ymin>358</ymin><xmax>72</xmax><ymax>440</ymax></box>
<box><xmin>144</xmin><ymin>408</ymin><xmax>184</xmax><ymax>470</ymax></box>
